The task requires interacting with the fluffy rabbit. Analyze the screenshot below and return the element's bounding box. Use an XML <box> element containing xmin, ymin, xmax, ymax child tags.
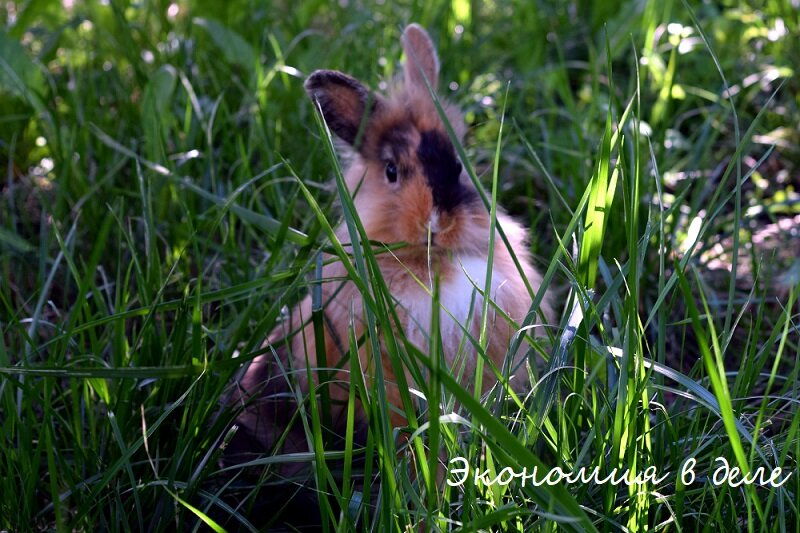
<box><xmin>228</xmin><ymin>24</ymin><xmax>553</xmax><ymax>459</ymax></box>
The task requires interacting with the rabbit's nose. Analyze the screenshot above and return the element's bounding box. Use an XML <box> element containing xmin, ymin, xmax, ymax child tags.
<box><xmin>429</xmin><ymin>210</ymin><xmax>442</xmax><ymax>234</ymax></box>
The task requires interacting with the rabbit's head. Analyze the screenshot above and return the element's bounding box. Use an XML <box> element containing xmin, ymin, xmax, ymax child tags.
<box><xmin>305</xmin><ymin>24</ymin><xmax>492</xmax><ymax>255</ymax></box>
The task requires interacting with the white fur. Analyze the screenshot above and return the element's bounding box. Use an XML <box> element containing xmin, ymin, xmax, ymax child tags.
<box><xmin>441</xmin><ymin>255</ymin><xmax>492</xmax><ymax>326</ymax></box>
<box><xmin>392</xmin><ymin>255</ymin><xmax>506</xmax><ymax>374</ymax></box>
<box><xmin>429</xmin><ymin>210</ymin><xmax>441</xmax><ymax>234</ymax></box>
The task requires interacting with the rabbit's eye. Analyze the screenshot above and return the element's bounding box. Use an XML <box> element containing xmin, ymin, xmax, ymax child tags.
<box><xmin>385</xmin><ymin>162</ymin><xmax>398</xmax><ymax>183</ymax></box>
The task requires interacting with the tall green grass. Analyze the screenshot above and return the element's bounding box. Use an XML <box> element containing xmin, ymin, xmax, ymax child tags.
<box><xmin>1</xmin><ymin>0</ymin><xmax>798</xmax><ymax>531</ymax></box>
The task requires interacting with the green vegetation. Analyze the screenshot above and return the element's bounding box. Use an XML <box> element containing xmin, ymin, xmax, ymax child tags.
<box><xmin>1</xmin><ymin>0</ymin><xmax>798</xmax><ymax>531</ymax></box>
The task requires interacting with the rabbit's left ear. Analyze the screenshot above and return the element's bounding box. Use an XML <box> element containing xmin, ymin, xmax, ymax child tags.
<box><xmin>305</xmin><ymin>70</ymin><xmax>378</xmax><ymax>147</ymax></box>
<box><xmin>402</xmin><ymin>23</ymin><xmax>439</xmax><ymax>92</ymax></box>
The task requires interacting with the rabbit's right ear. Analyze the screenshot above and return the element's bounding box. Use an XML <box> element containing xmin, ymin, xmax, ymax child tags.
<box><xmin>305</xmin><ymin>70</ymin><xmax>378</xmax><ymax>147</ymax></box>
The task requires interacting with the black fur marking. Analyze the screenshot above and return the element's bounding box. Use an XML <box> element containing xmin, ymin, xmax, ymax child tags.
<box><xmin>417</xmin><ymin>130</ymin><xmax>475</xmax><ymax>211</ymax></box>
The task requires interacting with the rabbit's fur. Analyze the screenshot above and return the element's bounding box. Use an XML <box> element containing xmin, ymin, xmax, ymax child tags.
<box><xmin>227</xmin><ymin>24</ymin><xmax>553</xmax><ymax>463</ymax></box>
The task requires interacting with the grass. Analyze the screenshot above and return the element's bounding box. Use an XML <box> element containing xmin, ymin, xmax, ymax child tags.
<box><xmin>1</xmin><ymin>0</ymin><xmax>799</xmax><ymax>531</ymax></box>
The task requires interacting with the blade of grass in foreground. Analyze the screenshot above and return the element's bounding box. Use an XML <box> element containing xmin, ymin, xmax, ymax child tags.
<box><xmin>676</xmin><ymin>264</ymin><xmax>765</xmax><ymax>523</ymax></box>
<box><xmin>432</xmin><ymin>366</ymin><xmax>599</xmax><ymax>532</ymax></box>
<box><xmin>69</xmin><ymin>371</ymin><xmax>208</xmax><ymax>525</ymax></box>
<box><xmin>289</xmin><ymin>108</ymin><xmax>418</xmax><ymax>527</ymax></box>
<box><xmin>89</xmin><ymin>124</ymin><xmax>310</xmax><ymax>246</ymax></box>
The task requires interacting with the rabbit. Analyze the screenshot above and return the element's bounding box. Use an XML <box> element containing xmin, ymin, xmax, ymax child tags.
<box><xmin>226</xmin><ymin>23</ymin><xmax>554</xmax><ymax>467</ymax></box>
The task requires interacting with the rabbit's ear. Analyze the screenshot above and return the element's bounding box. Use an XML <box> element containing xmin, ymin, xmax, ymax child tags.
<box><xmin>402</xmin><ymin>24</ymin><xmax>439</xmax><ymax>92</ymax></box>
<box><xmin>305</xmin><ymin>70</ymin><xmax>378</xmax><ymax>147</ymax></box>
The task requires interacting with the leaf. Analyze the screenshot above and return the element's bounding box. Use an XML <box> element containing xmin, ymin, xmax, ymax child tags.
<box><xmin>142</xmin><ymin>64</ymin><xmax>177</xmax><ymax>162</ymax></box>
<box><xmin>88</xmin><ymin>378</ymin><xmax>111</xmax><ymax>405</ymax></box>
<box><xmin>193</xmin><ymin>17</ymin><xmax>256</xmax><ymax>72</ymax></box>
<box><xmin>0</xmin><ymin>226</ymin><xmax>36</xmax><ymax>254</ymax></box>
<box><xmin>0</xmin><ymin>30</ymin><xmax>46</xmax><ymax>97</ymax></box>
